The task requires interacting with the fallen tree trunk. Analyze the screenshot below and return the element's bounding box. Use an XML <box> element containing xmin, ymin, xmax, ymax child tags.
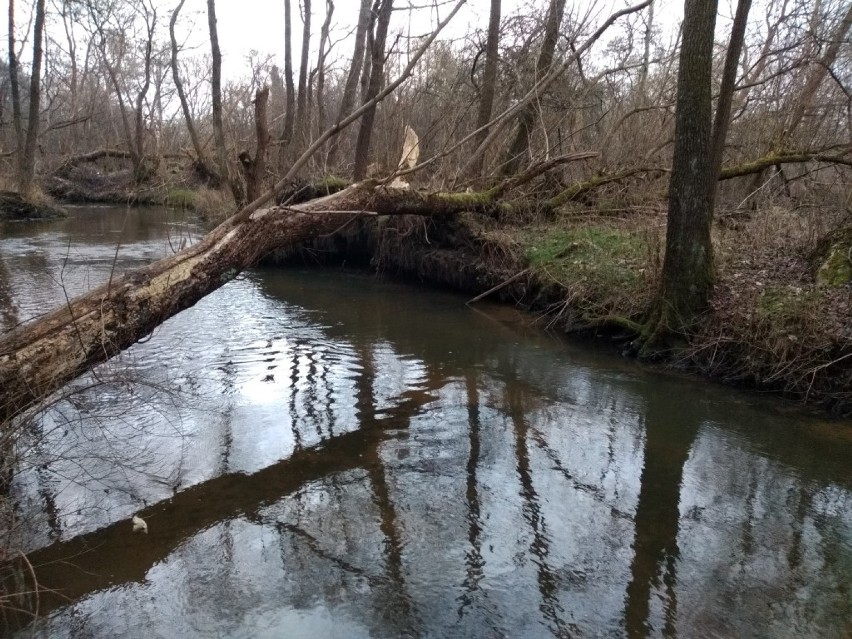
<box><xmin>0</xmin><ymin>182</ymin><xmax>502</xmax><ymax>425</ymax></box>
<box><xmin>719</xmin><ymin>148</ymin><xmax>852</xmax><ymax>180</ymax></box>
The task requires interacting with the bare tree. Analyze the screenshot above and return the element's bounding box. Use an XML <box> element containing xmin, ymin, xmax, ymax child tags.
<box><xmin>132</xmin><ymin>0</ymin><xmax>156</xmax><ymax>178</ymax></box>
<box><xmin>170</xmin><ymin>0</ymin><xmax>215</xmax><ymax>181</ymax></box>
<box><xmin>709</xmin><ymin>0</ymin><xmax>752</xmax><ymax>209</ymax></box>
<box><xmin>638</xmin><ymin>0</ymin><xmax>654</xmax><ymax>95</ymax></box>
<box><xmin>314</xmin><ymin>0</ymin><xmax>334</xmax><ymax>140</ymax></box>
<box><xmin>240</xmin><ymin>86</ymin><xmax>271</xmax><ymax>203</ymax></box>
<box><xmin>326</xmin><ymin>0</ymin><xmax>371</xmax><ymax>169</ymax></box>
<box><xmin>85</xmin><ymin>0</ymin><xmax>158</xmax><ymax>179</ymax></box>
<box><xmin>280</xmin><ymin>0</ymin><xmax>296</xmax><ymax>150</ymax></box>
<box><xmin>501</xmin><ymin>0</ymin><xmax>567</xmax><ymax>175</ymax></box>
<box><xmin>467</xmin><ymin>0</ymin><xmax>501</xmax><ymax>178</ymax></box>
<box><xmin>295</xmin><ymin>0</ymin><xmax>312</xmax><ymax>147</ymax></box>
<box><xmin>7</xmin><ymin>0</ymin><xmax>24</xmax><ymax>160</ymax></box>
<box><xmin>207</xmin><ymin>0</ymin><xmax>228</xmax><ymax>180</ymax></box>
<box><xmin>783</xmin><ymin>1</ymin><xmax>852</xmax><ymax>141</ymax></box>
<box><xmin>353</xmin><ymin>0</ymin><xmax>393</xmax><ymax>180</ymax></box>
<box><xmin>16</xmin><ymin>0</ymin><xmax>47</xmax><ymax>196</ymax></box>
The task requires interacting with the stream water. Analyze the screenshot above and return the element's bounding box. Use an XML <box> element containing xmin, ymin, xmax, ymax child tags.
<box><xmin>1</xmin><ymin>206</ymin><xmax>851</xmax><ymax>638</ymax></box>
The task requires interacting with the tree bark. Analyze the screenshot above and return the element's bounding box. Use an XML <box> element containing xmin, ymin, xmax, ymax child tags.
<box><xmin>280</xmin><ymin>0</ymin><xmax>296</xmax><ymax>150</ymax></box>
<box><xmin>501</xmin><ymin>0</ymin><xmax>567</xmax><ymax>176</ymax></box>
<box><xmin>649</xmin><ymin>0</ymin><xmax>718</xmax><ymax>338</ymax></box>
<box><xmin>17</xmin><ymin>0</ymin><xmax>46</xmax><ymax>196</ymax></box>
<box><xmin>295</xmin><ymin>0</ymin><xmax>312</xmax><ymax>148</ymax></box>
<box><xmin>326</xmin><ymin>0</ymin><xmax>372</xmax><ymax>169</ymax></box>
<box><xmin>207</xmin><ymin>0</ymin><xmax>228</xmax><ymax>180</ymax></box>
<box><xmin>241</xmin><ymin>86</ymin><xmax>271</xmax><ymax>203</ymax></box>
<box><xmin>7</xmin><ymin>0</ymin><xmax>23</xmax><ymax>161</ymax></box>
<box><xmin>353</xmin><ymin>0</ymin><xmax>394</xmax><ymax>180</ymax></box>
<box><xmin>467</xmin><ymin>0</ymin><xmax>502</xmax><ymax>178</ymax></box>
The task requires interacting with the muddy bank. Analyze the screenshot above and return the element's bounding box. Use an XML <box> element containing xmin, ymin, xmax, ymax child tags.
<box><xmin>0</xmin><ymin>191</ymin><xmax>66</xmax><ymax>221</ymax></box>
<box><xmin>263</xmin><ymin>212</ymin><xmax>852</xmax><ymax>416</ymax></box>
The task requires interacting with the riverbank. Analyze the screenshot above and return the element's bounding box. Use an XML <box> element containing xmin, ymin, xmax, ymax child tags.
<box><xmin>0</xmin><ymin>191</ymin><xmax>66</xmax><ymax>221</ymax></box>
<box><xmin>16</xmin><ymin>163</ymin><xmax>851</xmax><ymax>415</ymax></box>
<box><xmin>261</xmin><ymin>203</ymin><xmax>852</xmax><ymax>416</ymax></box>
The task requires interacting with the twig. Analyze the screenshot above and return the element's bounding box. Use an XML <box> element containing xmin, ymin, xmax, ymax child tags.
<box><xmin>805</xmin><ymin>350</ymin><xmax>852</xmax><ymax>402</ymax></box>
<box><xmin>466</xmin><ymin>268</ymin><xmax>530</xmax><ymax>305</ymax></box>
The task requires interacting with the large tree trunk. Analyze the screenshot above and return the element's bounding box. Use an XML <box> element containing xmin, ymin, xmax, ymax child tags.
<box><xmin>0</xmin><ymin>182</ymin><xmax>500</xmax><ymax>426</ymax></box>
<box><xmin>646</xmin><ymin>0</ymin><xmax>718</xmax><ymax>340</ymax></box>
<box><xmin>353</xmin><ymin>0</ymin><xmax>394</xmax><ymax>180</ymax></box>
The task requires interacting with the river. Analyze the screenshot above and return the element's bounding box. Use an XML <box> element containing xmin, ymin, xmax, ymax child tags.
<box><xmin>1</xmin><ymin>206</ymin><xmax>851</xmax><ymax>638</ymax></box>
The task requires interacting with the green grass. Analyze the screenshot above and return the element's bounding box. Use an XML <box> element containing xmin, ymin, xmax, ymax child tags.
<box><xmin>521</xmin><ymin>226</ymin><xmax>650</xmax><ymax>294</ymax></box>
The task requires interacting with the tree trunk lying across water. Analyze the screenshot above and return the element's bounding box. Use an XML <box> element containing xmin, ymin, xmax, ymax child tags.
<box><xmin>0</xmin><ymin>182</ymin><xmax>503</xmax><ymax>425</ymax></box>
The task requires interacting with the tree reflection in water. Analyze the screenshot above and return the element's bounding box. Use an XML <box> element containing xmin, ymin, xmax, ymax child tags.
<box><xmin>624</xmin><ymin>394</ymin><xmax>699</xmax><ymax>638</ymax></box>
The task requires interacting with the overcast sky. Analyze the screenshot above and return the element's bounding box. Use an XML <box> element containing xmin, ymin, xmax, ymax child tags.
<box><xmin>208</xmin><ymin>0</ymin><xmax>684</xmax><ymax>82</ymax></box>
<box><xmin>1</xmin><ymin>0</ymin><xmax>692</xmax><ymax>82</ymax></box>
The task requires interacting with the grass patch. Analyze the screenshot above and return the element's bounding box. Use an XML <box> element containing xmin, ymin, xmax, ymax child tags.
<box><xmin>516</xmin><ymin>224</ymin><xmax>658</xmax><ymax>323</ymax></box>
<box><xmin>163</xmin><ymin>188</ymin><xmax>197</xmax><ymax>209</ymax></box>
<box><xmin>193</xmin><ymin>187</ymin><xmax>235</xmax><ymax>224</ymax></box>
<box><xmin>523</xmin><ymin>226</ymin><xmax>650</xmax><ymax>291</ymax></box>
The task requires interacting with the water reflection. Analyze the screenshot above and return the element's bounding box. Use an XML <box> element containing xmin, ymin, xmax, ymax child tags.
<box><xmin>1</xmin><ymin>209</ymin><xmax>852</xmax><ymax>638</ymax></box>
<box><xmin>625</xmin><ymin>394</ymin><xmax>699</xmax><ymax>638</ymax></box>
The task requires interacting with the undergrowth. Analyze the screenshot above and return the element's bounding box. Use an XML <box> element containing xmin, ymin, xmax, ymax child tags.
<box><xmin>518</xmin><ymin>223</ymin><xmax>660</xmax><ymax>322</ymax></box>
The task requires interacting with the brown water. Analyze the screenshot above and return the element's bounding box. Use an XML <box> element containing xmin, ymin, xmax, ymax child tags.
<box><xmin>2</xmin><ymin>207</ymin><xmax>852</xmax><ymax>638</ymax></box>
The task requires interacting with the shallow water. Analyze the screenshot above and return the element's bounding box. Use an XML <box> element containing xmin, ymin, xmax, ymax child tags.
<box><xmin>2</xmin><ymin>207</ymin><xmax>851</xmax><ymax>638</ymax></box>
